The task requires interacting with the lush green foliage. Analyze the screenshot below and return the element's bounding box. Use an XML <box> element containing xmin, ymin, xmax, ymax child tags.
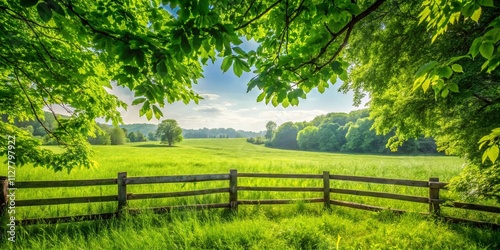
<box><xmin>265</xmin><ymin>121</ymin><xmax>277</xmax><ymax>140</ymax></box>
<box><xmin>344</xmin><ymin>0</ymin><xmax>500</xmax><ymax>200</ymax></box>
<box><xmin>1</xmin><ymin>139</ymin><xmax>499</xmax><ymax>249</ymax></box>
<box><xmin>271</xmin><ymin>122</ymin><xmax>299</xmax><ymax>150</ymax></box>
<box><xmin>127</xmin><ymin>131</ymin><xmax>147</xmax><ymax>142</ymax></box>
<box><xmin>269</xmin><ymin>110</ymin><xmax>437</xmax><ymax>154</ymax></box>
<box><xmin>0</xmin><ymin>0</ymin><xmax>392</xmax><ymax>171</ymax></box>
<box><xmin>156</xmin><ymin>119</ymin><xmax>183</xmax><ymax>146</ymax></box>
<box><xmin>297</xmin><ymin>126</ymin><xmax>319</xmax><ymax>150</ymax></box>
<box><xmin>109</xmin><ymin>126</ymin><xmax>127</xmax><ymax>145</ymax></box>
<box><xmin>183</xmin><ymin>127</ymin><xmax>262</xmax><ymax>138</ymax></box>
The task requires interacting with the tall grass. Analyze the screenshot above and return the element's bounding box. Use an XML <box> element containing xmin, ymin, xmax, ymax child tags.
<box><xmin>1</xmin><ymin>139</ymin><xmax>499</xmax><ymax>249</ymax></box>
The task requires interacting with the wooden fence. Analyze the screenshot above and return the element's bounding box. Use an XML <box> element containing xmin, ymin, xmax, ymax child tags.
<box><xmin>1</xmin><ymin>170</ymin><xmax>499</xmax><ymax>228</ymax></box>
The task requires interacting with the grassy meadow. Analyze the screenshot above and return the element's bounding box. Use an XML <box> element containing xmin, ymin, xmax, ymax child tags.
<box><xmin>1</xmin><ymin>138</ymin><xmax>499</xmax><ymax>249</ymax></box>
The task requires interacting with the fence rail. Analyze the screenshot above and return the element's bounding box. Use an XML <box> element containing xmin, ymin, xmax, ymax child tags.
<box><xmin>1</xmin><ymin>170</ymin><xmax>499</xmax><ymax>228</ymax></box>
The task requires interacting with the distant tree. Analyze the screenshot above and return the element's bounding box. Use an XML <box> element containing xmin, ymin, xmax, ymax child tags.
<box><xmin>136</xmin><ymin>132</ymin><xmax>147</xmax><ymax>142</ymax></box>
<box><xmin>88</xmin><ymin>124</ymin><xmax>111</xmax><ymax>145</ymax></box>
<box><xmin>33</xmin><ymin>126</ymin><xmax>46</xmax><ymax>137</ymax></box>
<box><xmin>110</xmin><ymin>126</ymin><xmax>126</xmax><ymax>145</ymax></box>
<box><xmin>128</xmin><ymin>132</ymin><xmax>137</xmax><ymax>142</ymax></box>
<box><xmin>271</xmin><ymin>122</ymin><xmax>299</xmax><ymax>150</ymax></box>
<box><xmin>317</xmin><ymin>123</ymin><xmax>347</xmax><ymax>152</ymax></box>
<box><xmin>156</xmin><ymin>119</ymin><xmax>183</xmax><ymax>146</ymax></box>
<box><xmin>265</xmin><ymin>121</ymin><xmax>277</xmax><ymax>140</ymax></box>
<box><xmin>297</xmin><ymin>126</ymin><xmax>319</xmax><ymax>151</ymax></box>
<box><xmin>147</xmin><ymin>132</ymin><xmax>157</xmax><ymax>141</ymax></box>
<box><xmin>344</xmin><ymin>118</ymin><xmax>389</xmax><ymax>153</ymax></box>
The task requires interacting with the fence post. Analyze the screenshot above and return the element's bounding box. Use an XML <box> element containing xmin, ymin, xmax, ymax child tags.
<box><xmin>117</xmin><ymin>172</ymin><xmax>127</xmax><ymax>214</ymax></box>
<box><xmin>0</xmin><ymin>176</ymin><xmax>7</xmax><ymax>218</ymax></box>
<box><xmin>323</xmin><ymin>171</ymin><xmax>330</xmax><ymax>210</ymax></box>
<box><xmin>229</xmin><ymin>169</ymin><xmax>238</xmax><ymax>211</ymax></box>
<box><xmin>429</xmin><ymin>177</ymin><xmax>440</xmax><ymax>215</ymax></box>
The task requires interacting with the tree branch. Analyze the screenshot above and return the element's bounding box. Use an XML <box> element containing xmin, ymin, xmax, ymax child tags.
<box><xmin>235</xmin><ymin>0</ymin><xmax>283</xmax><ymax>31</ymax></box>
<box><xmin>292</xmin><ymin>0</ymin><xmax>387</xmax><ymax>71</ymax></box>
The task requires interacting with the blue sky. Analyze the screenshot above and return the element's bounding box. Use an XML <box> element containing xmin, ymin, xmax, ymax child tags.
<box><xmin>107</xmin><ymin>39</ymin><xmax>368</xmax><ymax>132</ymax></box>
<box><xmin>109</xmin><ymin>59</ymin><xmax>368</xmax><ymax>132</ymax></box>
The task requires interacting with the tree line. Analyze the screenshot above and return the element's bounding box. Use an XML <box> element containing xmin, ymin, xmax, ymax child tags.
<box><xmin>184</xmin><ymin>128</ymin><xmax>263</xmax><ymax>139</ymax></box>
<box><xmin>248</xmin><ymin>109</ymin><xmax>438</xmax><ymax>155</ymax></box>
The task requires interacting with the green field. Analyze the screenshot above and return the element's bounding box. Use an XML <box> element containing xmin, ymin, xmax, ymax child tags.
<box><xmin>1</xmin><ymin>139</ymin><xmax>499</xmax><ymax>249</ymax></box>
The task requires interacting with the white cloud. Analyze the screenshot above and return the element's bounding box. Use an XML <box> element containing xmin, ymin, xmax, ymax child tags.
<box><xmin>199</xmin><ymin>93</ymin><xmax>220</xmax><ymax>100</ymax></box>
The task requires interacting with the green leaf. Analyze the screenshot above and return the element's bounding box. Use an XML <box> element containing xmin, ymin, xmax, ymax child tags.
<box><xmin>256</xmin><ymin>92</ymin><xmax>266</xmax><ymax>102</ymax></box>
<box><xmin>484</xmin><ymin>145</ymin><xmax>499</xmax><ymax>163</ymax></box>
<box><xmin>232</xmin><ymin>47</ymin><xmax>247</xmax><ymax>57</ymax></box>
<box><xmin>330</xmin><ymin>61</ymin><xmax>343</xmax><ymax>75</ymax></box>
<box><xmin>282</xmin><ymin>98</ymin><xmax>290</xmax><ymax>108</ymax></box>
<box><xmin>220</xmin><ymin>56</ymin><xmax>233</xmax><ymax>73</ymax></box>
<box><xmin>123</xmin><ymin>66</ymin><xmax>139</xmax><ymax>76</ymax></box>
<box><xmin>232</xmin><ymin>57</ymin><xmax>250</xmax><ymax>73</ymax></box>
<box><xmin>233</xmin><ymin>59</ymin><xmax>243</xmax><ymax>77</ymax></box>
<box><xmin>271</xmin><ymin>95</ymin><xmax>278</xmax><ymax>107</ymax></box>
<box><xmin>47</xmin><ymin>0</ymin><xmax>65</xmax><ymax>16</ymax></box>
<box><xmin>329</xmin><ymin>75</ymin><xmax>337</xmax><ymax>84</ymax></box>
<box><xmin>469</xmin><ymin>37</ymin><xmax>482</xmax><ymax>58</ymax></box>
<box><xmin>156</xmin><ymin>60</ymin><xmax>168</xmax><ymax>76</ymax></box>
<box><xmin>448</xmin><ymin>83</ymin><xmax>459</xmax><ymax>93</ymax></box>
<box><xmin>20</xmin><ymin>0</ymin><xmax>38</xmax><ymax>8</ymax></box>
<box><xmin>278</xmin><ymin>56</ymin><xmax>293</xmax><ymax>66</ymax></box>
<box><xmin>415</xmin><ymin>61</ymin><xmax>438</xmax><ymax>77</ymax></box>
<box><xmin>339</xmin><ymin>71</ymin><xmax>348</xmax><ymax>81</ymax></box>
<box><xmin>146</xmin><ymin>109</ymin><xmax>153</xmax><ymax>120</ymax></box>
<box><xmin>422</xmin><ymin>78</ymin><xmax>431</xmax><ymax>92</ymax></box>
<box><xmin>135</xmin><ymin>50</ymin><xmax>145</xmax><ymax>68</ymax></box>
<box><xmin>451</xmin><ymin>64</ymin><xmax>463</xmax><ymax>73</ymax></box>
<box><xmin>482</xmin><ymin>149</ymin><xmax>489</xmax><ymax>163</ymax></box>
<box><xmin>120</xmin><ymin>46</ymin><xmax>134</xmax><ymax>63</ymax></box>
<box><xmin>152</xmin><ymin>105</ymin><xmax>163</xmax><ymax>119</ymax></box>
<box><xmin>436</xmin><ymin>66</ymin><xmax>453</xmax><ymax>78</ymax></box>
<box><xmin>471</xmin><ymin>7</ymin><xmax>482</xmax><ymax>22</ymax></box>
<box><xmin>441</xmin><ymin>88</ymin><xmax>449</xmax><ymax>97</ymax></box>
<box><xmin>478</xmin><ymin>0</ymin><xmax>494</xmax><ymax>7</ymax></box>
<box><xmin>37</xmin><ymin>2</ymin><xmax>53</xmax><ymax>22</ymax></box>
<box><xmin>180</xmin><ymin>34</ymin><xmax>191</xmax><ymax>54</ymax></box>
<box><xmin>480</xmin><ymin>41</ymin><xmax>494</xmax><ymax>59</ymax></box>
<box><xmin>131</xmin><ymin>97</ymin><xmax>146</xmax><ymax>106</ymax></box>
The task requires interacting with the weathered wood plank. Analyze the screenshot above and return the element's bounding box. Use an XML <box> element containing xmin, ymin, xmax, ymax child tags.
<box><xmin>16</xmin><ymin>195</ymin><xmax>118</xmax><ymax>207</ymax></box>
<box><xmin>429</xmin><ymin>177</ymin><xmax>440</xmax><ymax>215</ymax></box>
<box><xmin>330</xmin><ymin>188</ymin><xmax>429</xmax><ymax>203</ymax></box>
<box><xmin>238</xmin><ymin>198</ymin><xmax>324</xmax><ymax>205</ymax></box>
<box><xmin>127</xmin><ymin>188</ymin><xmax>229</xmax><ymax>200</ymax></box>
<box><xmin>238</xmin><ymin>186</ymin><xmax>323</xmax><ymax>192</ymax></box>
<box><xmin>323</xmin><ymin>171</ymin><xmax>330</xmax><ymax>209</ymax></box>
<box><xmin>329</xmin><ymin>199</ymin><xmax>411</xmax><ymax>215</ymax></box>
<box><xmin>329</xmin><ymin>174</ymin><xmax>429</xmax><ymax>187</ymax></box>
<box><xmin>127</xmin><ymin>203</ymin><xmax>231</xmax><ymax>214</ymax></box>
<box><xmin>441</xmin><ymin>202</ymin><xmax>500</xmax><ymax>213</ymax></box>
<box><xmin>229</xmin><ymin>169</ymin><xmax>238</xmax><ymax>211</ymax></box>
<box><xmin>15</xmin><ymin>179</ymin><xmax>117</xmax><ymax>188</ymax></box>
<box><xmin>238</xmin><ymin>173</ymin><xmax>322</xmax><ymax>179</ymax></box>
<box><xmin>126</xmin><ymin>174</ymin><xmax>230</xmax><ymax>184</ymax></box>
<box><xmin>16</xmin><ymin>212</ymin><xmax>118</xmax><ymax>225</ymax></box>
<box><xmin>441</xmin><ymin>216</ymin><xmax>500</xmax><ymax>229</ymax></box>
<box><xmin>117</xmin><ymin>172</ymin><xmax>127</xmax><ymax>212</ymax></box>
<box><xmin>429</xmin><ymin>181</ymin><xmax>448</xmax><ymax>189</ymax></box>
<box><xmin>0</xmin><ymin>176</ymin><xmax>7</xmax><ymax>218</ymax></box>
